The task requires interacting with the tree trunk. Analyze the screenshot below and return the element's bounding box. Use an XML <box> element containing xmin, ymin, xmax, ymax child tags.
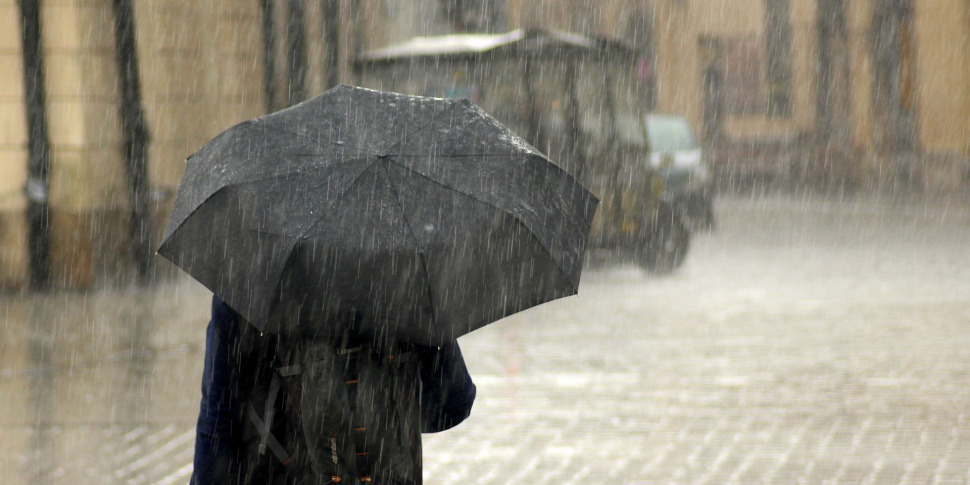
<box><xmin>111</xmin><ymin>0</ymin><xmax>154</xmax><ymax>284</ymax></box>
<box><xmin>17</xmin><ymin>0</ymin><xmax>52</xmax><ymax>290</ymax></box>
<box><xmin>260</xmin><ymin>0</ymin><xmax>280</xmax><ymax>113</ymax></box>
<box><xmin>322</xmin><ymin>0</ymin><xmax>340</xmax><ymax>90</ymax></box>
<box><xmin>287</xmin><ymin>0</ymin><xmax>309</xmax><ymax>106</ymax></box>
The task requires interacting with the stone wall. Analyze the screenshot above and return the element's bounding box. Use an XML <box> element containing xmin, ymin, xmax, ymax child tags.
<box><xmin>0</xmin><ymin>0</ymin><xmax>265</xmax><ymax>289</ymax></box>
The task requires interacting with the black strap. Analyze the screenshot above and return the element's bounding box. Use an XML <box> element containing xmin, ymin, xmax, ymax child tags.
<box><xmin>247</xmin><ymin>372</ymin><xmax>291</xmax><ymax>464</ymax></box>
<box><xmin>247</xmin><ymin>374</ymin><xmax>290</xmax><ymax>465</ymax></box>
<box><xmin>246</xmin><ymin>342</ymin><xmax>410</xmax><ymax>476</ymax></box>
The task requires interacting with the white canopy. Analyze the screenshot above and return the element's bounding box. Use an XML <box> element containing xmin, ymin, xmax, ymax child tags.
<box><xmin>358</xmin><ymin>29</ymin><xmax>618</xmax><ymax>63</ymax></box>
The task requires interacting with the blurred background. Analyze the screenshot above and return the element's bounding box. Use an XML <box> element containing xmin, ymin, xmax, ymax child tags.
<box><xmin>1</xmin><ymin>1</ymin><xmax>969</xmax><ymax>483</ymax></box>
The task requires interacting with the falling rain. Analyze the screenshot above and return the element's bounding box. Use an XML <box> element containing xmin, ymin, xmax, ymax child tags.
<box><xmin>2</xmin><ymin>1</ymin><xmax>969</xmax><ymax>483</ymax></box>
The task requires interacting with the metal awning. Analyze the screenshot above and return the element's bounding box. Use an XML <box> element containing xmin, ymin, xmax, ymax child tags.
<box><xmin>356</xmin><ymin>28</ymin><xmax>637</xmax><ymax>65</ymax></box>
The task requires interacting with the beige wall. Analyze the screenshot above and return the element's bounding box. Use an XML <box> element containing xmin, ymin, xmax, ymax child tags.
<box><xmin>654</xmin><ymin>1</ymin><xmax>698</xmax><ymax>123</ymax></box>
<box><xmin>137</xmin><ymin>0</ymin><xmax>265</xmax><ymax>194</ymax></box>
<box><xmin>913</xmin><ymin>0</ymin><xmax>970</xmax><ymax>155</ymax></box>
<box><xmin>649</xmin><ymin>0</ymin><xmax>811</xmax><ymax>140</ymax></box>
<box><xmin>789</xmin><ymin>0</ymin><xmax>819</xmax><ymax>135</ymax></box>
<box><xmin>46</xmin><ymin>1</ymin><xmax>124</xmax><ymax>212</ymax></box>
<box><xmin>0</xmin><ymin>0</ymin><xmax>266</xmax><ymax>289</ymax></box>
<box><xmin>847</xmin><ymin>0</ymin><xmax>875</xmax><ymax>150</ymax></box>
<box><xmin>845</xmin><ymin>0</ymin><xmax>970</xmax><ymax>158</ymax></box>
<box><xmin>647</xmin><ymin>0</ymin><xmax>969</xmax><ymax>158</ymax></box>
<box><xmin>0</xmin><ymin>1</ymin><xmax>28</xmax><ymax>286</ymax></box>
<box><xmin>0</xmin><ymin>1</ymin><xmax>27</xmax><ymax>213</ymax></box>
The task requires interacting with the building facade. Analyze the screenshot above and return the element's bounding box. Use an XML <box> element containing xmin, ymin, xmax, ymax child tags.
<box><xmin>521</xmin><ymin>0</ymin><xmax>969</xmax><ymax>190</ymax></box>
<box><xmin>1</xmin><ymin>0</ymin><xmax>968</xmax><ymax>288</ymax></box>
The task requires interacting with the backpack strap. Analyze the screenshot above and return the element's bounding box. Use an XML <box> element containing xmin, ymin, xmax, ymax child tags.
<box><xmin>246</xmin><ymin>371</ymin><xmax>291</xmax><ymax>465</ymax></box>
<box><xmin>250</xmin><ymin>338</ymin><xmax>416</xmax><ymax>480</ymax></box>
<box><xmin>247</xmin><ymin>360</ymin><xmax>312</xmax><ymax>467</ymax></box>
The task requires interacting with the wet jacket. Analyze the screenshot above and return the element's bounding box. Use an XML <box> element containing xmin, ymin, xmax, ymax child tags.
<box><xmin>191</xmin><ymin>296</ymin><xmax>476</xmax><ymax>484</ymax></box>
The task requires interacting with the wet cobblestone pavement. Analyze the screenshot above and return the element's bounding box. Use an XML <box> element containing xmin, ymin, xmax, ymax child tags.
<box><xmin>3</xmin><ymin>192</ymin><xmax>970</xmax><ymax>484</ymax></box>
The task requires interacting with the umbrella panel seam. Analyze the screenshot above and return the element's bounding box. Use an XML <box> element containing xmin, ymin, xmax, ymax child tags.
<box><xmin>376</xmin><ymin>160</ymin><xmax>440</xmax><ymax>340</ymax></box>
<box><xmin>382</xmin><ymin>155</ymin><xmax>578</xmax><ymax>287</ymax></box>
<box><xmin>377</xmin><ymin>101</ymin><xmax>461</xmax><ymax>156</ymax></box>
<box><xmin>294</xmin><ymin>158</ymin><xmax>380</xmax><ymax>244</ymax></box>
<box><xmin>206</xmin><ymin>151</ymin><xmax>373</xmax><ymax>189</ymax></box>
<box><xmin>250</xmin><ymin>116</ymin><xmax>353</xmax><ymax>154</ymax></box>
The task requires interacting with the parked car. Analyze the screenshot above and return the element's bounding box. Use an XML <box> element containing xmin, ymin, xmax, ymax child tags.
<box><xmin>356</xmin><ymin>28</ymin><xmax>705</xmax><ymax>274</ymax></box>
<box><xmin>594</xmin><ymin>112</ymin><xmax>714</xmax><ymax>273</ymax></box>
<box><xmin>643</xmin><ymin>113</ymin><xmax>716</xmax><ymax>231</ymax></box>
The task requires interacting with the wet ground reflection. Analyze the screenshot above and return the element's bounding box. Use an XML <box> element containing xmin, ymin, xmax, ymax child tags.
<box><xmin>2</xmin><ymin>282</ymin><xmax>209</xmax><ymax>484</ymax></box>
<box><xmin>2</xmin><ymin>191</ymin><xmax>970</xmax><ymax>484</ymax></box>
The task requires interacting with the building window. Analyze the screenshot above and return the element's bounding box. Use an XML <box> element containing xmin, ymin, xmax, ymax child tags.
<box><xmin>872</xmin><ymin>0</ymin><xmax>918</xmax><ymax>152</ymax></box>
<box><xmin>764</xmin><ymin>0</ymin><xmax>793</xmax><ymax>117</ymax></box>
<box><xmin>438</xmin><ymin>0</ymin><xmax>507</xmax><ymax>33</ymax></box>
<box><xmin>722</xmin><ymin>36</ymin><xmax>765</xmax><ymax>116</ymax></box>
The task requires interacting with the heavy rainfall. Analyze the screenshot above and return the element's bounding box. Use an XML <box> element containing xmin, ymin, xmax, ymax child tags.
<box><xmin>2</xmin><ymin>1</ymin><xmax>969</xmax><ymax>484</ymax></box>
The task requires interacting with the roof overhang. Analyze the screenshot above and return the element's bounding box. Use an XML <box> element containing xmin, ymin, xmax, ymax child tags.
<box><xmin>356</xmin><ymin>28</ymin><xmax>638</xmax><ymax>66</ymax></box>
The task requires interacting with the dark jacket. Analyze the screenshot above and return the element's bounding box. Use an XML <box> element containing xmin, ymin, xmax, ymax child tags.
<box><xmin>191</xmin><ymin>296</ymin><xmax>476</xmax><ymax>484</ymax></box>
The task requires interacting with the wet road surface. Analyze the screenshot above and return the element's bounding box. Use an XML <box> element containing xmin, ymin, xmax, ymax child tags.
<box><xmin>2</xmin><ymin>191</ymin><xmax>969</xmax><ymax>484</ymax></box>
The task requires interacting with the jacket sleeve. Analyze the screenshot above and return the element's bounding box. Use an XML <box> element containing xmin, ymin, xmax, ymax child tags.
<box><xmin>191</xmin><ymin>295</ymin><xmax>241</xmax><ymax>484</ymax></box>
<box><xmin>418</xmin><ymin>341</ymin><xmax>476</xmax><ymax>433</ymax></box>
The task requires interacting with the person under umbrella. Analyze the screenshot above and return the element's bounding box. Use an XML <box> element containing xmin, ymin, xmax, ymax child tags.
<box><xmin>191</xmin><ymin>295</ymin><xmax>476</xmax><ymax>484</ymax></box>
<box><xmin>160</xmin><ymin>85</ymin><xmax>598</xmax><ymax>484</ymax></box>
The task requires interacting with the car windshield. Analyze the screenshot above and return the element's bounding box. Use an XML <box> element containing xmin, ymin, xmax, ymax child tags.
<box><xmin>645</xmin><ymin>115</ymin><xmax>699</xmax><ymax>152</ymax></box>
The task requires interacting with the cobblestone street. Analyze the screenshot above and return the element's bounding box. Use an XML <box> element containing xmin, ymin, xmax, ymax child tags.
<box><xmin>422</xmin><ymin>192</ymin><xmax>970</xmax><ymax>484</ymax></box>
<box><xmin>2</xmin><ymin>191</ymin><xmax>969</xmax><ymax>484</ymax></box>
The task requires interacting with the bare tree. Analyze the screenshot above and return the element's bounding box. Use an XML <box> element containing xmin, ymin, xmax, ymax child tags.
<box><xmin>287</xmin><ymin>0</ymin><xmax>309</xmax><ymax>106</ymax></box>
<box><xmin>322</xmin><ymin>0</ymin><xmax>340</xmax><ymax>89</ymax></box>
<box><xmin>17</xmin><ymin>0</ymin><xmax>52</xmax><ymax>290</ymax></box>
<box><xmin>111</xmin><ymin>0</ymin><xmax>154</xmax><ymax>283</ymax></box>
<box><xmin>260</xmin><ymin>0</ymin><xmax>281</xmax><ymax>112</ymax></box>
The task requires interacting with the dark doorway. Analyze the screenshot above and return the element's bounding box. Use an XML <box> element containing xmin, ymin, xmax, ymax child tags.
<box><xmin>871</xmin><ymin>0</ymin><xmax>918</xmax><ymax>153</ymax></box>
<box><xmin>764</xmin><ymin>0</ymin><xmax>793</xmax><ymax>117</ymax></box>
<box><xmin>816</xmin><ymin>0</ymin><xmax>852</xmax><ymax>144</ymax></box>
<box><xmin>699</xmin><ymin>37</ymin><xmax>724</xmax><ymax>144</ymax></box>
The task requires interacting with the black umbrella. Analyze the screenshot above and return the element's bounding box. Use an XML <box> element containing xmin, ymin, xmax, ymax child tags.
<box><xmin>158</xmin><ymin>85</ymin><xmax>598</xmax><ymax>346</ymax></box>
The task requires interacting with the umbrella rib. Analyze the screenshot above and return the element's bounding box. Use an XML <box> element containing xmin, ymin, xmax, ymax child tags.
<box><xmin>390</xmin><ymin>153</ymin><xmax>525</xmax><ymax>159</ymax></box>
<box><xmin>256</xmin><ymin>122</ymin><xmax>358</xmax><ymax>152</ymax></box>
<box><xmin>253</xmin><ymin>121</ymin><xmax>393</xmax><ymax>160</ymax></box>
<box><xmin>383</xmin><ymin>155</ymin><xmax>541</xmax><ymax>223</ymax></box>
<box><xmin>181</xmin><ymin>154</ymin><xmax>376</xmax><ymax>236</ymax></box>
<box><xmin>384</xmin><ymin>156</ymin><xmax>579</xmax><ymax>290</ymax></box>
<box><xmin>376</xmin><ymin>160</ymin><xmax>440</xmax><ymax>337</ymax></box>
<box><xmin>196</xmin><ymin>149</ymin><xmax>372</xmax><ymax>194</ymax></box>
<box><xmin>493</xmin><ymin>204</ymin><xmax>578</xmax><ymax>291</ymax></box>
<box><xmin>254</xmin><ymin>159</ymin><xmax>380</xmax><ymax>328</ymax></box>
<box><xmin>304</xmin><ymin>154</ymin><xmax>382</xmax><ymax>194</ymax></box>
<box><xmin>211</xmin><ymin>155</ymin><xmax>326</xmax><ymax>185</ymax></box>
<box><xmin>379</xmin><ymin>101</ymin><xmax>461</xmax><ymax>156</ymax></box>
<box><xmin>296</xmin><ymin>157</ymin><xmax>380</xmax><ymax>241</ymax></box>
<box><xmin>390</xmin><ymin>152</ymin><xmax>578</xmax><ymax>187</ymax></box>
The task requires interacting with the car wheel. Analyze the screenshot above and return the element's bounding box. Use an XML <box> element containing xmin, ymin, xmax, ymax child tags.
<box><xmin>640</xmin><ymin>204</ymin><xmax>690</xmax><ymax>274</ymax></box>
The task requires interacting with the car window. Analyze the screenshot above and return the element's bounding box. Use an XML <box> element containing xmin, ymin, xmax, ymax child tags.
<box><xmin>645</xmin><ymin>115</ymin><xmax>699</xmax><ymax>152</ymax></box>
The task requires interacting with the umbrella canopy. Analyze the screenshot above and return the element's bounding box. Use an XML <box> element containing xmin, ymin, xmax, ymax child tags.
<box><xmin>158</xmin><ymin>85</ymin><xmax>598</xmax><ymax>346</ymax></box>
